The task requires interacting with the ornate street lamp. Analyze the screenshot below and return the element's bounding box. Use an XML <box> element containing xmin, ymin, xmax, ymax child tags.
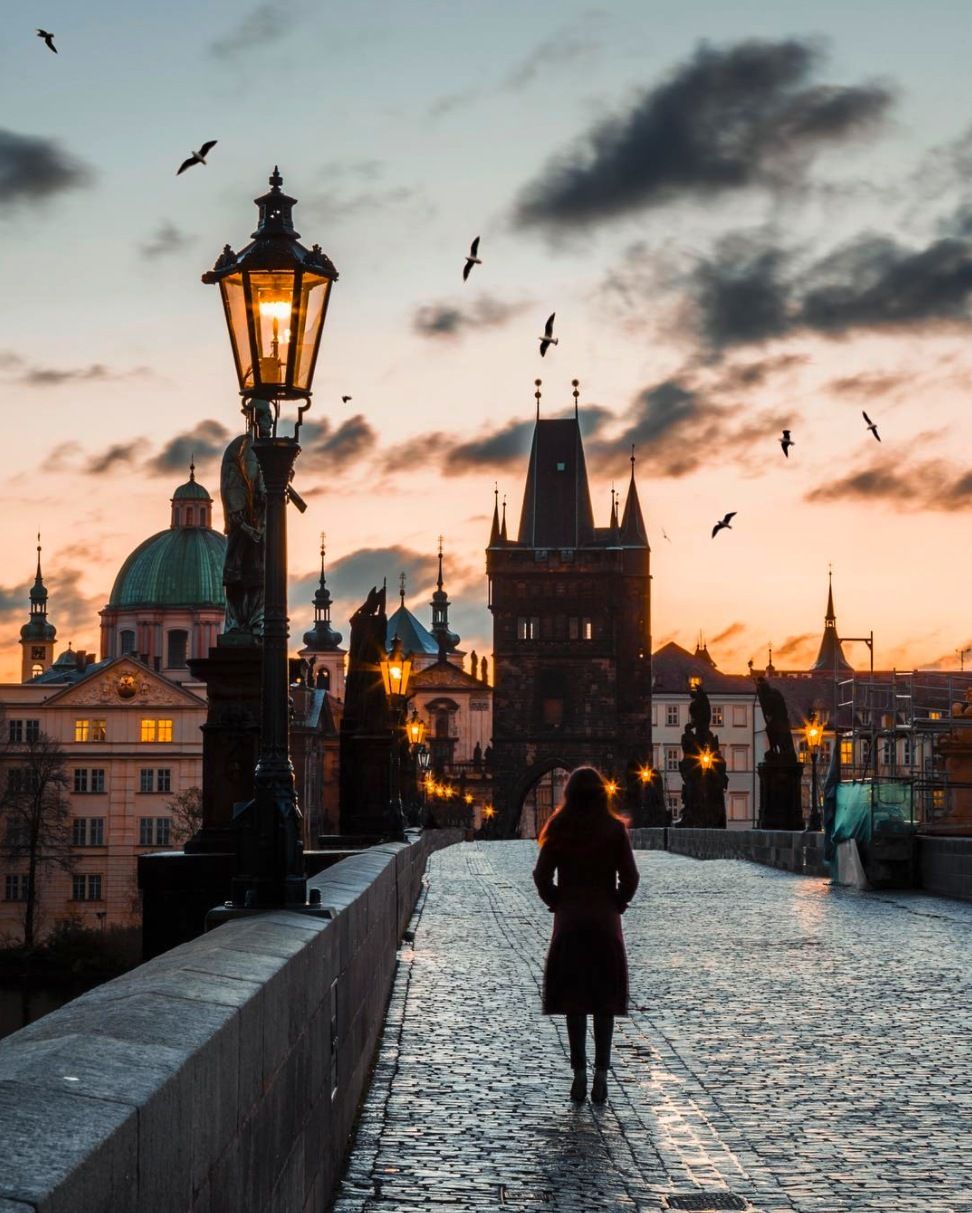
<box><xmin>805</xmin><ymin>712</ymin><xmax>824</xmax><ymax>831</ymax></box>
<box><xmin>203</xmin><ymin>168</ymin><xmax>337</xmax><ymax>912</ymax></box>
<box><xmin>379</xmin><ymin>635</ymin><xmax>413</xmax><ymax>840</ymax></box>
<box><xmin>406</xmin><ymin>711</ymin><xmax>426</xmax><ymax>748</ymax></box>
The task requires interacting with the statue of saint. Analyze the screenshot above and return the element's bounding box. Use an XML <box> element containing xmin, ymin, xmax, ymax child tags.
<box><xmin>220</xmin><ymin>412</ymin><xmax>268</xmax><ymax>637</ymax></box>
<box><xmin>755</xmin><ymin>676</ymin><xmax>797</xmax><ymax>761</ymax></box>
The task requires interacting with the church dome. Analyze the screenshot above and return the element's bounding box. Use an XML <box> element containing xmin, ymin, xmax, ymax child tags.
<box><xmin>172</xmin><ymin>477</ymin><xmax>212</xmax><ymax>502</ymax></box>
<box><xmin>109</xmin><ymin>527</ymin><xmax>226</xmax><ymax>608</ymax></box>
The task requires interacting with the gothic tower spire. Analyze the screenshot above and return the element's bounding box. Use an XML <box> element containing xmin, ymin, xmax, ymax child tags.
<box><xmin>430</xmin><ymin>535</ymin><xmax>460</xmax><ymax>658</ymax></box>
<box><xmin>811</xmin><ymin>568</ymin><xmax>852</xmax><ymax>673</ymax></box>
<box><xmin>620</xmin><ymin>445</ymin><xmax>649</xmax><ymax>547</ymax></box>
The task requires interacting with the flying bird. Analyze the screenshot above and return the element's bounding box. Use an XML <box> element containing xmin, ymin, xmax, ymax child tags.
<box><xmin>462</xmin><ymin>236</ymin><xmax>481</xmax><ymax>282</ymax></box>
<box><xmin>780</xmin><ymin>429</ymin><xmax>794</xmax><ymax>458</ymax></box>
<box><xmin>36</xmin><ymin>29</ymin><xmax>57</xmax><ymax>52</ymax></box>
<box><xmin>661</xmin><ymin>528</ymin><xmax>671</xmax><ymax>543</ymax></box>
<box><xmin>539</xmin><ymin>313</ymin><xmax>558</xmax><ymax>357</ymax></box>
<box><xmin>341</xmin><ymin>395</ymin><xmax>352</xmax><ymax>404</ymax></box>
<box><xmin>862</xmin><ymin>410</ymin><xmax>881</xmax><ymax>442</ymax></box>
<box><xmin>177</xmin><ymin>140</ymin><xmax>217</xmax><ymax>175</ymax></box>
<box><xmin>711</xmin><ymin>512</ymin><xmax>737</xmax><ymax>538</ymax></box>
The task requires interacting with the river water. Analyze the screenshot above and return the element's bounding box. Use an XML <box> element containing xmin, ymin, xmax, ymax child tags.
<box><xmin>0</xmin><ymin>981</ymin><xmax>98</xmax><ymax>1041</ymax></box>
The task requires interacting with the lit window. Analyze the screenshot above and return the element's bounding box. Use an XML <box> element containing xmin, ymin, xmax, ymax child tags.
<box><xmin>516</xmin><ymin>617</ymin><xmax>539</xmax><ymax>641</ymax></box>
<box><xmin>929</xmin><ymin>710</ymin><xmax>942</xmax><ymax>721</ymax></box>
<box><xmin>582</xmin><ymin>618</ymin><xmax>593</xmax><ymax>641</ymax></box>
<box><xmin>712</xmin><ymin>706</ymin><xmax>724</xmax><ymax>728</ymax></box>
<box><xmin>75</xmin><ymin>719</ymin><xmax>106</xmax><ymax>742</ymax></box>
<box><xmin>141</xmin><ymin>719</ymin><xmax>156</xmax><ymax>742</ymax></box>
<box><xmin>141</xmin><ymin>719</ymin><xmax>173</xmax><ymax>743</ymax></box>
<box><xmin>840</xmin><ymin>739</ymin><xmax>854</xmax><ymax>766</ymax></box>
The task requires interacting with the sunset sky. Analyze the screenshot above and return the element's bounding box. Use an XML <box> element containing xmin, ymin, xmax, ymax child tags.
<box><xmin>3</xmin><ymin>0</ymin><xmax>972</xmax><ymax>682</ymax></box>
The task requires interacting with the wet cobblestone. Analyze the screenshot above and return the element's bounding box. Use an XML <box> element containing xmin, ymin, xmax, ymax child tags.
<box><xmin>331</xmin><ymin>841</ymin><xmax>972</xmax><ymax>1213</ymax></box>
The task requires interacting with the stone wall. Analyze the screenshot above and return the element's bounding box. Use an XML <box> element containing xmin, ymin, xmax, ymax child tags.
<box><xmin>0</xmin><ymin>829</ymin><xmax>462</xmax><ymax>1213</ymax></box>
<box><xmin>631</xmin><ymin>826</ymin><xmax>829</xmax><ymax>877</ymax></box>
<box><xmin>916</xmin><ymin>835</ymin><xmax>972</xmax><ymax>902</ymax></box>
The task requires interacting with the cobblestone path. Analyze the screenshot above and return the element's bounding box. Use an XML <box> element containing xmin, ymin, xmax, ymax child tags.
<box><xmin>331</xmin><ymin>841</ymin><xmax>972</xmax><ymax>1213</ymax></box>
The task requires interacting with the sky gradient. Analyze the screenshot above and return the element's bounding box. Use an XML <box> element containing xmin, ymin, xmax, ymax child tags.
<box><xmin>3</xmin><ymin>1</ymin><xmax>972</xmax><ymax>681</ymax></box>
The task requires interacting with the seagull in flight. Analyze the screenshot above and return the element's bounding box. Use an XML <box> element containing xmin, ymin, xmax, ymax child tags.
<box><xmin>661</xmin><ymin>528</ymin><xmax>672</xmax><ymax>543</ymax></box>
<box><xmin>462</xmin><ymin>236</ymin><xmax>482</xmax><ymax>282</ymax></box>
<box><xmin>862</xmin><ymin>410</ymin><xmax>881</xmax><ymax>442</ymax></box>
<box><xmin>341</xmin><ymin>395</ymin><xmax>352</xmax><ymax>404</ymax></box>
<box><xmin>177</xmin><ymin>140</ymin><xmax>217</xmax><ymax>175</ymax></box>
<box><xmin>711</xmin><ymin>512</ymin><xmax>736</xmax><ymax>538</ymax></box>
<box><xmin>539</xmin><ymin>313</ymin><xmax>558</xmax><ymax>357</ymax></box>
<box><xmin>780</xmin><ymin>429</ymin><xmax>794</xmax><ymax>458</ymax></box>
<box><xmin>36</xmin><ymin>29</ymin><xmax>57</xmax><ymax>52</ymax></box>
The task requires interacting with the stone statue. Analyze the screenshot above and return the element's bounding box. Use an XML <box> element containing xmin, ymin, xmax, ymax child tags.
<box><xmin>675</xmin><ymin>678</ymin><xmax>727</xmax><ymax>828</ymax></box>
<box><xmin>755</xmin><ymin>676</ymin><xmax>797</xmax><ymax>760</ymax></box>
<box><xmin>220</xmin><ymin>414</ymin><xmax>268</xmax><ymax>638</ymax></box>
<box><xmin>346</xmin><ymin>585</ymin><xmax>389</xmax><ymax>733</ymax></box>
<box><xmin>688</xmin><ymin>681</ymin><xmax>712</xmax><ymax>736</ymax></box>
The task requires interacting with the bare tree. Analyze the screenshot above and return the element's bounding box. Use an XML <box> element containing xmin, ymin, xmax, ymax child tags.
<box><xmin>0</xmin><ymin>731</ymin><xmax>74</xmax><ymax>949</ymax></box>
<box><xmin>167</xmin><ymin>785</ymin><xmax>203</xmax><ymax>845</ymax></box>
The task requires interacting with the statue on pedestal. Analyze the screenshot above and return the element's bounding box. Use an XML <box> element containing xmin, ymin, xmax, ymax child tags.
<box><xmin>220</xmin><ymin>415</ymin><xmax>267</xmax><ymax>640</ymax></box>
<box><xmin>754</xmin><ymin>675</ymin><xmax>803</xmax><ymax>829</ymax></box>
<box><xmin>677</xmin><ymin>681</ymin><xmax>728</xmax><ymax>828</ymax></box>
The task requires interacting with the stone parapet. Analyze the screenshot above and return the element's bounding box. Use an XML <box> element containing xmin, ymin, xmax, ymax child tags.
<box><xmin>0</xmin><ymin>829</ymin><xmax>462</xmax><ymax>1213</ymax></box>
<box><xmin>631</xmin><ymin>826</ymin><xmax>828</xmax><ymax>876</ymax></box>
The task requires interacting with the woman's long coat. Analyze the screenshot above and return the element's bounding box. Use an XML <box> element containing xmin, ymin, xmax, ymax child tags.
<box><xmin>533</xmin><ymin>816</ymin><xmax>640</xmax><ymax>1016</ymax></box>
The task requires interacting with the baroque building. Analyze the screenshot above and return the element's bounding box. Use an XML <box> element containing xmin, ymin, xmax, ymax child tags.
<box><xmin>486</xmin><ymin>383</ymin><xmax>652</xmax><ymax>834</ymax></box>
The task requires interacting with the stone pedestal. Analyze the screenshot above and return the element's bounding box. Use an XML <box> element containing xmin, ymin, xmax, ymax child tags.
<box><xmin>184</xmin><ymin>640</ymin><xmax>262</xmax><ymax>853</ymax></box>
<box><xmin>758</xmin><ymin>758</ymin><xmax>804</xmax><ymax>830</ymax></box>
<box><xmin>339</xmin><ymin>731</ymin><xmax>394</xmax><ymax>838</ymax></box>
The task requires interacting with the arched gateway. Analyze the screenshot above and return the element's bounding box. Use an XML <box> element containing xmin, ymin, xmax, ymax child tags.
<box><xmin>486</xmin><ymin>383</ymin><xmax>655</xmax><ymax>837</ymax></box>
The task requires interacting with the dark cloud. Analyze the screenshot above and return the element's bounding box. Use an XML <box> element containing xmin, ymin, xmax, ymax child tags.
<box><xmin>689</xmin><ymin>223</ymin><xmax>972</xmax><ymax>350</ymax></box>
<box><xmin>209</xmin><ymin>2</ymin><xmax>290</xmax><ymax>58</ymax></box>
<box><xmin>503</xmin><ymin>26</ymin><xmax>598</xmax><ymax>91</ymax></box>
<box><xmin>0</xmin><ymin>564</ymin><xmax>102</xmax><ymax>653</ymax></box>
<box><xmin>805</xmin><ymin>458</ymin><xmax>972</xmax><ymax>511</ymax></box>
<box><xmin>0</xmin><ymin>128</ymin><xmax>94</xmax><ymax>206</ymax></box>
<box><xmin>146</xmin><ymin>420</ymin><xmax>232</xmax><ymax>476</ymax></box>
<box><xmin>514</xmin><ymin>38</ymin><xmax>891</xmax><ymax>229</ymax></box>
<box><xmin>711</xmin><ymin>353</ymin><xmax>808</xmax><ymax>392</ymax></box>
<box><xmin>447</xmin><ymin>419</ymin><xmax>536</xmax><ymax>475</ymax></box>
<box><xmin>773</xmin><ymin>633</ymin><xmax>817</xmax><ymax>660</ymax></box>
<box><xmin>86</xmin><ymin>444</ymin><xmax>137</xmax><ymax>475</ymax></box>
<box><xmin>20</xmin><ymin>362</ymin><xmax>150</xmax><ymax>388</ymax></box>
<box><xmin>827</xmin><ymin>372</ymin><xmax>908</xmax><ymax>398</ymax></box>
<box><xmin>711</xmin><ymin>622</ymin><xmax>747</xmax><ymax>646</ymax></box>
<box><xmin>413</xmin><ymin>295</ymin><xmax>529</xmax><ymax>340</ymax></box>
<box><xmin>139</xmin><ymin>221</ymin><xmax>195</xmax><ymax>260</ymax></box>
<box><xmin>300</xmin><ymin>414</ymin><xmax>377</xmax><ymax>473</ymax></box>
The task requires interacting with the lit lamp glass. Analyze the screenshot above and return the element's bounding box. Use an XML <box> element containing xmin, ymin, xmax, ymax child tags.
<box><xmin>464</xmin><ymin>792</ymin><xmax>474</xmax><ymax>806</ymax></box>
<box><xmin>406</xmin><ymin>712</ymin><xmax>426</xmax><ymax>747</ymax></box>
<box><xmin>483</xmin><ymin>805</ymin><xmax>496</xmax><ymax>821</ymax></box>
<box><xmin>638</xmin><ymin>765</ymin><xmax>654</xmax><ymax>784</ymax></box>
<box><xmin>605</xmin><ymin>779</ymin><xmax>619</xmax><ymax>797</ymax></box>
<box><xmin>380</xmin><ymin>635</ymin><xmax>412</xmax><ymax>699</ymax></box>
<box><xmin>699</xmin><ymin>748</ymin><xmax>714</xmax><ymax>771</ymax></box>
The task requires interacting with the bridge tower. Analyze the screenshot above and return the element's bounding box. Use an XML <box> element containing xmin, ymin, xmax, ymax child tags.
<box><xmin>486</xmin><ymin>381</ymin><xmax>653</xmax><ymax>835</ymax></box>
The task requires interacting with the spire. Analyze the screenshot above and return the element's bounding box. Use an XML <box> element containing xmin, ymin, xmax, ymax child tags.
<box><xmin>609</xmin><ymin>485</ymin><xmax>619</xmax><ymax>537</ymax></box>
<box><xmin>489</xmin><ymin>483</ymin><xmax>501</xmax><ymax>547</ymax></box>
<box><xmin>399</xmin><ymin>570</ymin><xmax>406</xmax><ymax>607</ymax></box>
<box><xmin>811</xmin><ymin>568</ymin><xmax>852</xmax><ymax>672</ymax></box>
<box><xmin>21</xmin><ymin>533</ymin><xmax>56</xmax><ymax>678</ymax></box>
<box><xmin>303</xmin><ymin>532</ymin><xmax>342</xmax><ymax>651</ymax></box>
<box><xmin>572</xmin><ymin>378</ymin><xmax>579</xmax><ymax>421</ymax></box>
<box><xmin>501</xmin><ymin>496</ymin><xmax>508</xmax><ymax>543</ymax></box>
<box><xmin>619</xmin><ymin>445</ymin><xmax>649</xmax><ymax>547</ymax></box>
<box><xmin>31</xmin><ymin>533</ymin><xmax>46</xmax><ymax>605</ymax></box>
<box><xmin>517</xmin><ymin>379</ymin><xmax>596</xmax><ymax>548</ymax></box>
<box><xmin>535</xmin><ymin>378</ymin><xmax>542</xmax><ymax>421</ymax></box>
<box><xmin>189</xmin><ymin>455</ymin><xmax>196</xmax><ymax>483</ymax></box>
<box><xmin>430</xmin><ymin>536</ymin><xmax>460</xmax><ymax>655</ymax></box>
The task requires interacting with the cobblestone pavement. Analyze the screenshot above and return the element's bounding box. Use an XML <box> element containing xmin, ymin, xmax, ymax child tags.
<box><xmin>331</xmin><ymin>842</ymin><xmax>972</xmax><ymax>1213</ymax></box>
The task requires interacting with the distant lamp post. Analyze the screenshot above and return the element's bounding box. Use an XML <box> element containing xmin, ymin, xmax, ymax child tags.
<box><xmin>202</xmin><ymin>167</ymin><xmax>337</xmax><ymax>912</ymax></box>
<box><xmin>698</xmin><ymin>748</ymin><xmax>714</xmax><ymax>772</ymax></box>
<box><xmin>605</xmin><ymin>779</ymin><xmax>619</xmax><ymax>798</ymax></box>
<box><xmin>482</xmin><ymin>803</ymin><xmax>496</xmax><ymax>837</ymax></box>
<box><xmin>805</xmin><ymin>713</ymin><xmax>824</xmax><ymax>831</ymax></box>
<box><xmin>379</xmin><ymin>634</ymin><xmax>412</xmax><ymax>839</ymax></box>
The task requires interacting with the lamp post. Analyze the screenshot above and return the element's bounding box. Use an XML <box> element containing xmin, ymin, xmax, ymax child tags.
<box><xmin>379</xmin><ymin>634</ymin><xmax>413</xmax><ymax>840</ymax></box>
<box><xmin>405</xmin><ymin>712</ymin><xmax>426</xmax><ymax>826</ymax></box>
<box><xmin>202</xmin><ymin>167</ymin><xmax>337</xmax><ymax>911</ymax></box>
<box><xmin>805</xmin><ymin>713</ymin><xmax>824</xmax><ymax>831</ymax></box>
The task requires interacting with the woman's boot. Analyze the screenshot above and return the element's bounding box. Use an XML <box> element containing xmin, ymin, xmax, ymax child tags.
<box><xmin>590</xmin><ymin>1067</ymin><xmax>608</xmax><ymax>1104</ymax></box>
<box><xmin>570</xmin><ymin>1066</ymin><xmax>586</xmax><ymax>1102</ymax></box>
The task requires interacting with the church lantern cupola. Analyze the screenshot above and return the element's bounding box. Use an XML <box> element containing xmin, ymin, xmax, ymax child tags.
<box><xmin>20</xmin><ymin>535</ymin><xmax>57</xmax><ymax>681</ymax></box>
<box><xmin>430</xmin><ymin>536</ymin><xmax>460</xmax><ymax>656</ymax></box>
<box><xmin>302</xmin><ymin>535</ymin><xmax>342</xmax><ymax>652</ymax></box>
<box><xmin>170</xmin><ymin>461</ymin><xmax>213</xmax><ymax>529</ymax></box>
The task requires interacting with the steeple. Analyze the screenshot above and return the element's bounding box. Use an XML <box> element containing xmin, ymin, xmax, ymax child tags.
<box><xmin>500</xmin><ymin>496</ymin><xmax>508</xmax><ymax>543</ymax></box>
<box><xmin>20</xmin><ymin>534</ymin><xmax>57</xmax><ymax>681</ymax></box>
<box><xmin>810</xmin><ymin>569</ymin><xmax>852</xmax><ymax>673</ymax></box>
<box><xmin>430</xmin><ymin>536</ymin><xmax>460</xmax><ymax>657</ymax></box>
<box><xmin>170</xmin><ymin>463</ymin><xmax>213</xmax><ymax>529</ymax></box>
<box><xmin>610</xmin><ymin>486</ymin><xmax>619</xmax><ymax>532</ymax></box>
<box><xmin>302</xmin><ymin>533</ymin><xmax>342</xmax><ymax>652</ymax></box>
<box><xmin>488</xmin><ymin>484</ymin><xmax>502</xmax><ymax>547</ymax></box>
<box><xmin>619</xmin><ymin>446</ymin><xmax>649</xmax><ymax>548</ymax></box>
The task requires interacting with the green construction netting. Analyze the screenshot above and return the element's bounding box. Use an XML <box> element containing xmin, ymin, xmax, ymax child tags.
<box><xmin>831</xmin><ymin>780</ymin><xmax>914</xmax><ymax>848</ymax></box>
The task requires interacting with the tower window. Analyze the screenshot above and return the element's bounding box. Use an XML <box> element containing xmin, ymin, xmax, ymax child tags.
<box><xmin>167</xmin><ymin>630</ymin><xmax>188</xmax><ymax>669</ymax></box>
<box><xmin>120</xmin><ymin>630</ymin><xmax>136</xmax><ymax>655</ymax></box>
<box><xmin>30</xmin><ymin>664</ymin><xmax>43</xmax><ymax>678</ymax></box>
<box><xmin>185</xmin><ymin>507</ymin><xmax>194</xmax><ymax>526</ymax></box>
<box><xmin>517</xmin><ymin>616</ymin><xmax>539</xmax><ymax>641</ymax></box>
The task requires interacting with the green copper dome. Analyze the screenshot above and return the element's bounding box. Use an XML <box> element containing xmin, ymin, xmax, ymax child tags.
<box><xmin>172</xmin><ymin>478</ymin><xmax>212</xmax><ymax>502</ymax></box>
<box><xmin>109</xmin><ymin>528</ymin><xmax>226</xmax><ymax>608</ymax></box>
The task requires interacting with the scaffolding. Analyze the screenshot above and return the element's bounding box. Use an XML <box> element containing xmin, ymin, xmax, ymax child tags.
<box><xmin>833</xmin><ymin>670</ymin><xmax>972</xmax><ymax>827</ymax></box>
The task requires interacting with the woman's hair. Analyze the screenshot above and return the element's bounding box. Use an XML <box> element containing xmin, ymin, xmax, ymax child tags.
<box><xmin>537</xmin><ymin>766</ymin><xmax>628</xmax><ymax>846</ymax></box>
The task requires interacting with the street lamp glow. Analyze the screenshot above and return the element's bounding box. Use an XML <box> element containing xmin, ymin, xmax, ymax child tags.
<box><xmin>406</xmin><ymin>712</ymin><xmax>426</xmax><ymax>747</ymax></box>
<box><xmin>638</xmin><ymin>765</ymin><xmax>654</xmax><ymax>783</ymax></box>
<box><xmin>605</xmin><ymin>779</ymin><xmax>618</xmax><ymax>796</ymax></box>
<box><xmin>699</xmin><ymin>748</ymin><xmax>714</xmax><ymax>771</ymax></box>
<box><xmin>380</xmin><ymin>634</ymin><xmax>412</xmax><ymax>699</ymax></box>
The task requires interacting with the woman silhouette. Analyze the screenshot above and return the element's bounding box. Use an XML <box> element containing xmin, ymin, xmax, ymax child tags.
<box><xmin>533</xmin><ymin>767</ymin><xmax>640</xmax><ymax>1104</ymax></box>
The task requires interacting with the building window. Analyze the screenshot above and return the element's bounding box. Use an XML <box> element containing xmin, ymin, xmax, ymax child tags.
<box><xmin>711</xmin><ymin>706</ymin><xmax>724</xmax><ymax>728</ymax></box>
<box><xmin>71</xmin><ymin>874</ymin><xmax>103</xmax><ymax>901</ymax></box>
<box><xmin>729</xmin><ymin>793</ymin><xmax>749</xmax><ymax>821</ymax></box>
<box><xmin>139</xmin><ymin>768</ymin><xmax>171</xmax><ymax>793</ymax></box>
<box><xmin>120</xmin><ymin>630</ymin><xmax>136</xmax><ymax>655</ymax></box>
<box><xmin>6</xmin><ymin>768</ymin><xmax>39</xmax><ymax>795</ymax></box>
<box><xmin>139</xmin><ymin>817</ymin><xmax>171</xmax><ymax>846</ymax></box>
<box><xmin>73</xmin><ymin>768</ymin><xmax>106</xmax><ymax>794</ymax></box>
<box><xmin>665</xmin><ymin>704</ymin><xmax>679</xmax><ymax>727</ymax></box>
<box><xmin>167</xmin><ymin>630</ymin><xmax>188</xmax><ymax>669</ymax></box>
<box><xmin>75</xmin><ymin>719</ymin><xmax>106</xmax><ymax>743</ymax></box>
<box><xmin>881</xmin><ymin>739</ymin><xmax>894</xmax><ymax>767</ymax></box>
<box><xmin>4</xmin><ymin>875</ymin><xmax>28</xmax><ymax>902</ymax></box>
<box><xmin>666</xmin><ymin>792</ymin><xmax>680</xmax><ymax>814</ymax></box>
<box><xmin>7</xmin><ymin>719</ymin><xmax>40</xmax><ymax>742</ymax></box>
<box><xmin>568</xmin><ymin>617</ymin><xmax>579</xmax><ymax>640</ymax></box>
<box><xmin>30</xmin><ymin>663</ymin><xmax>43</xmax><ymax>678</ymax></box>
<box><xmin>730</xmin><ymin>745</ymin><xmax>749</xmax><ymax>772</ymax></box>
<box><xmin>929</xmin><ymin>710</ymin><xmax>942</xmax><ymax>721</ymax></box>
<box><xmin>7</xmin><ymin>720</ymin><xmax>22</xmax><ymax>742</ymax></box>
<box><xmin>665</xmin><ymin>747</ymin><xmax>680</xmax><ymax>772</ymax></box>
<box><xmin>840</xmin><ymin>738</ymin><xmax>854</xmax><ymax>766</ymax></box>
<box><xmin>582</xmin><ymin>618</ymin><xmax>593</xmax><ymax>641</ymax></box>
<box><xmin>731</xmin><ymin>705</ymin><xmax>748</xmax><ymax>727</ymax></box>
<box><xmin>902</xmin><ymin>739</ymin><xmax>913</xmax><ymax>766</ymax></box>
<box><xmin>651</xmin><ymin>704</ymin><xmax>657</xmax><ymax>727</ymax></box>
<box><xmin>516</xmin><ymin>616</ymin><xmax>539</xmax><ymax>641</ymax></box>
<box><xmin>72</xmin><ymin>818</ymin><xmax>105</xmax><ymax>847</ymax></box>
<box><xmin>140</xmin><ymin>719</ymin><xmax>173</xmax><ymax>743</ymax></box>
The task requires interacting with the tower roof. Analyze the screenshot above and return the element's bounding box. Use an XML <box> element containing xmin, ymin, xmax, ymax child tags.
<box><xmin>303</xmin><ymin>536</ymin><xmax>342</xmax><ymax>650</ymax></box>
<box><xmin>619</xmin><ymin>449</ymin><xmax>649</xmax><ymax>548</ymax></box>
<box><xmin>21</xmin><ymin>535</ymin><xmax>56</xmax><ymax>643</ymax></box>
<box><xmin>172</xmin><ymin>463</ymin><xmax>212</xmax><ymax>502</ymax></box>
<box><xmin>109</xmin><ymin>529</ymin><xmax>226</xmax><ymax>608</ymax></box>
<box><xmin>385</xmin><ymin>602</ymin><xmax>439</xmax><ymax>656</ymax></box>
<box><xmin>517</xmin><ymin>417</ymin><xmax>595</xmax><ymax>548</ymax></box>
<box><xmin>810</xmin><ymin>571</ymin><xmax>853</xmax><ymax>673</ymax></box>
